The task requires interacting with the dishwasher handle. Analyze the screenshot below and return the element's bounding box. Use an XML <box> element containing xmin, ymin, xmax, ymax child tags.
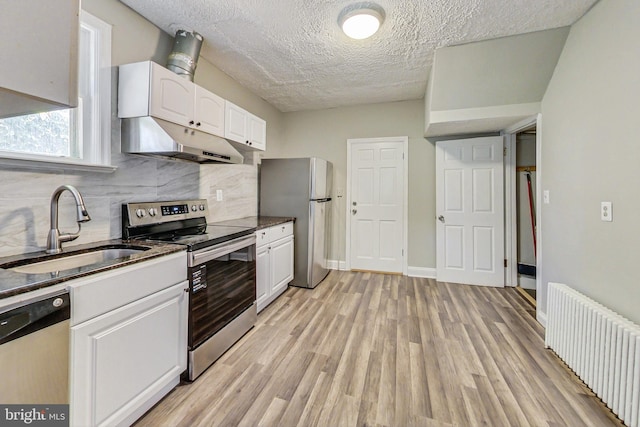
<box><xmin>0</xmin><ymin>292</ymin><xmax>70</xmax><ymax>345</ymax></box>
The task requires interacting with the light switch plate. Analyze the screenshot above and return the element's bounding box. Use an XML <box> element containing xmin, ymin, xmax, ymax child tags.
<box><xmin>543</xmin><ymin>190</ymin><xmax>550</xmax><ymax>204</ymax></box>
<box><xmin>601</xmin><ymin>201</ymin><xmax>612</xmax><ymax>222</ymax></box>
<box><xmin>216</xmin><ymin>189</ymin><xmax>223</xmax><ymax>201</ymax></box>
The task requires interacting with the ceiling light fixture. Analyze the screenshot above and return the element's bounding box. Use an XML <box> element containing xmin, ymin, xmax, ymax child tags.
<box><xmin>338</xmin><ymin>2</ymin><xmax>385</xmax><ymax>40</ymax></box>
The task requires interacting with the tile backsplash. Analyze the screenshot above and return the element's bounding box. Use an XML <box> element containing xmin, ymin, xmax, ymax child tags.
<box><xmin>0</xmin><ymin>151</ymin><xmax>257</xmax><ymax>257</ymax></box>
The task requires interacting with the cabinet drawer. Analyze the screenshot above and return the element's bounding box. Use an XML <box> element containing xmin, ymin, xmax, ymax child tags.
<box><xmin>255</xmin><ymin>228</ymin><xmax>272</xmax><ymax>247</ymax></box>
<box><xmin>256</xmin><ymin>222</ymin><xmax>294</xmax><ymax>247</ymax></box>
<box><xmin>68</xmin><ymin>251</ymin><xmax>187</xmax><ymax>325</ymax></box>
<box><xmin>269</xmin><ymin>222</ymin><xmax>293</xmax><ymax>243</ymax></box>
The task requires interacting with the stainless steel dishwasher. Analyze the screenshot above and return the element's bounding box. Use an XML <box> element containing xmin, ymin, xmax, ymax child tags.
<box><xmin>0</xmin><ymin>291</ymin><xmax>70</xmax><ymax>404</ymax></box>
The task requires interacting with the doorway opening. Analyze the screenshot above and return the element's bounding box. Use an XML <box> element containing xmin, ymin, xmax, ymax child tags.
<box><xmin>505</xmin><ymin>114</ymin><xmax>543</xmax><ymax>324</ymax></box>
<box><xmin>514</xmin><ymin>126</ymin><xmax>537</xmax><ymax>306</ymax></box>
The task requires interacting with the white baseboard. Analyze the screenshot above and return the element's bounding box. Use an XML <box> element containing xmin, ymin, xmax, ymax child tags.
<box><xmin>327</xmin><ymin>260</ymin><xmax>347</xmax><ymax>270</ymax></box>
<box><xmin>537</xmin><ymin>310</ymin><xmax>547</xmax><ymax>328</ymax></box>
<box><xmin>326</xmin><ymin>260</ymin><xmax>339</xmax><ymax>270</ymax></box>
<box><xmin>407</xmin><ymin>266</ymin><xmax>437</xmax><ymax>279</ymax></box>
<box><xmin>327</xmin><ymin>262</ymin><xmax>435</xmax><ymax>277</ymax></box>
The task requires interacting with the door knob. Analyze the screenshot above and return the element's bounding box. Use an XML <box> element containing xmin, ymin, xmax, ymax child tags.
<box><xmin>438</xmin><ymin>215</ymin><xmax>445</xmax><ymax>223</ymax></box>
<box><xmin>352</xmin><ymin>201</ymin><xmax>357</xmax><ymax>206</ymax></box>
<box><xmin>352</xmin><ymin>209</ymin><xmax>357</xmax><ymax>215</ymax></box>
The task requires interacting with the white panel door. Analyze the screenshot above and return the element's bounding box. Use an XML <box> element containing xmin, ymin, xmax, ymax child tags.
<box><xmin>349</xmin><ymin>140</ymin><xmax>405</xmax><ymax>273</ymax></box>
<box><xmin>436</xmin><ymin>137</ymin><xmax>504</xmax><ymax>287</ymax></box>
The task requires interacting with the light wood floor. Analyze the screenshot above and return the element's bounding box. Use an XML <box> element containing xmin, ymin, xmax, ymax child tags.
<box><xmin>136</xmin><ymin>271</ymin><xmax>623</xmax><ymax>427</ymax></box>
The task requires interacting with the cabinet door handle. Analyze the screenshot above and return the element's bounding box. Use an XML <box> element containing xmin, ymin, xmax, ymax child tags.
<box><xmin>189</xmin><ymin>120</ymin><xmax>195</xmax><ymax>125</ymax></box>
<box><xmin>196</xmin><ymin>122</ymin><xmax>201</xmax><ymax>127</ymax></box>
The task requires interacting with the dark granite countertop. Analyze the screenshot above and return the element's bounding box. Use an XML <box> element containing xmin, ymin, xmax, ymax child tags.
<box><xmin>0</xmin><ymin>239</ymin><xmax>185</xmax><ymax>300</ymax></box>
<box><xmin>210</xmin><ymin>216</ymin><xmax>296</xmax><ymax>230</ymax></box>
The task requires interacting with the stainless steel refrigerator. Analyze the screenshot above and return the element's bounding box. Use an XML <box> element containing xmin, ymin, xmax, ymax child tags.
<box><xmin>260</xmin><ymin>158</ymin><xmax>333</xmax><ymax>288</ymax></box>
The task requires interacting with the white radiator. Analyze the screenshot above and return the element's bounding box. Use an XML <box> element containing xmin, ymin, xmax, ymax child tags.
<box><xmin>546</xmin><ymin>282</ymin><xmax>640</xmax><ymax>427</ymax></box>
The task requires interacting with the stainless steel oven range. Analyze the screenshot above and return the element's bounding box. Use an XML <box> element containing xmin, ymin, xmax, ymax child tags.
<box><xmin>122</xmin><ymin>199</ymin><xmax>256</xmax><ymax>381</ymax></box>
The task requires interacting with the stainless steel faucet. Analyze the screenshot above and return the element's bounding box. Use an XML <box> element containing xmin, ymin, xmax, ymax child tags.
<box><xmin>46</xmin><ymin>185</ymin><xmax>91</xmax><ymax>254</ymax></box>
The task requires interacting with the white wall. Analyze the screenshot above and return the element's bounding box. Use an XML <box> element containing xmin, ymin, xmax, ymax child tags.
<box><xmin>272</xmin><ymin>100</ymin><xmax>435</xmax><ymax>269</ymax></box>
<box><xmin>425</xmin><ymin>28</ymin><xmax>569</xmax><ymax>137</ymax></box>
<box><xmin>540</xmin><ymin>0</ymin><xmax>640</xmax><ymax>324</ymax></box>
<box><xmin>430</xmin><ymin>28</ymin><xmax>569</xmax><ymax>111</ymax></box>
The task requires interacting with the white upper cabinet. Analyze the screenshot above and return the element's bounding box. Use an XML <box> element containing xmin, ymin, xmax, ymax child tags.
<box><xmin>118</xmin><ymin>61</ymin><xmax>225</xmax><ymax>138</ymax></box>
<box><xmin>224</xmin><ymin>100</ymin><xmax>266</xmax><ymax>151</ymax></box>
<box><xmin>248</xmin><ymin>113</ymin><xmax>267</xmax><ymax>151</ymax></box>
<box><xmin>195</xmin><ymin>86</ymin><xmax>225</xmax><ymax>136</ymax></box>
<box><xmin>149</xmin><ymin>63</ymin><xmax>195</xmax><ymax>126</ymax></box>
<box><xmin>224</xmin><ymin>101</ymin><xmax>248</xmax><ymax>143</ymax></box>
<box><xmin>119</xmin><ymin>61</ymin><xmax>266</xmax><ymax>148</ymax></box>
<box><xmin>0</xmin><ymin>0</ymin><xmax>79</xmax><ymax>118</ymax></box>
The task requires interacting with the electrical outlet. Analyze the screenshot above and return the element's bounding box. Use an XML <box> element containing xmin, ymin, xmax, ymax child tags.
<box><xmin>601</xmin><ymin>201</ymin><xmax>612</xmax><ymax>222</ymax></box>
<box><xmin>216</xmin><ymin>189</ymin><xmax>223</xmax><ymax>201</ymax></box>
<box><xmin>543</xmin><ymin>190</ymin><xmax>550</xmax><ymax>204</ymax></box>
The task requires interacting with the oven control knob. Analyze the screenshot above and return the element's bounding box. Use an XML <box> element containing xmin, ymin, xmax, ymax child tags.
<box><xmin>135</xmin><ymin>209</ymin><xmax>146</xmax><ymax>218</ymax></box>
<box><xmin>148</xmin><ymin>208</ymin><xmax>157</xmax><ymax>217</ymax></box>
<box><xmin>199</xmin><ymin>204</ymin><xmax>205</xmax><ymax>211</ymax></box>
<box><xmin>191</xmin><ymin>205</ymin><xmax>198</xmax><ymax>212</ymax></box>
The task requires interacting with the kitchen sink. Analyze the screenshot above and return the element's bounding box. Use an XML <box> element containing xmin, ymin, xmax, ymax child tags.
<box><xmin>5</xmin><ymin>246</ymin><xmax>149</xmax><ymax>274</ymax></box>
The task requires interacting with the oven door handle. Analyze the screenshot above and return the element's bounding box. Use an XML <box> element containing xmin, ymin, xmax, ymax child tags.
<box><xmin>189</xmin><ymin>235</ymin><xmax>256</xmax><ymax>267</ymax></box>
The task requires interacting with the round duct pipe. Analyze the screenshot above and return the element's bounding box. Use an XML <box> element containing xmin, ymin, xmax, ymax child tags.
<box><xmin>166</xmin><ymin>29</ymin><xmax>203</xmax><ymax>81</ymax></box>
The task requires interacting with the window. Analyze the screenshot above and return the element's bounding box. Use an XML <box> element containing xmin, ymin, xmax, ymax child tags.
<box><xmin>0</xmin><ymin>11</ymin><xmax>113</xmax><ymax>171</ymax></box>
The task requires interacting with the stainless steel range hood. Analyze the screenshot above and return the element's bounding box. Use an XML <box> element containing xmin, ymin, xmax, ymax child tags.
<box><xmin>121</xmin><ymin>116</ymin><xmax>244</xmax><ymax>164</ymax></box>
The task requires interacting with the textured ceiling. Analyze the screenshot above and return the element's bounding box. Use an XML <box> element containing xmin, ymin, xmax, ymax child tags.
<box><xmin>120</xmin><ymin>0</ymin><xmax>597</xmax><ymax>112</ymax></box>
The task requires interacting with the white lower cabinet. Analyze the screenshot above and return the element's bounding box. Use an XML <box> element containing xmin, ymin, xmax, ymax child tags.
<box><xmin>256</xmin><ymin>244</ymin><xmax>271</xmax><ymax>309</ymax></box>
<box><xmin>256</xmin><ymin>222</ymin><xmax>294</xmax><ymax>312</ymax></box>
<box><xmin>270</xmin><ymin>236</ymin><xmax>294</xmax><ymax>296</ymax></box>
<box><xmin>68</xmin><ymin>251</ymin><xmax>188</xmax><ymax>427</ymax></box>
